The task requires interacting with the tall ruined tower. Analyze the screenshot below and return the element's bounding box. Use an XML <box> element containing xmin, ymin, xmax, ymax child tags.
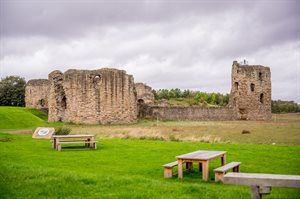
<box><xmin>48</xmin><ymin>68</ymin><xmax>137</xmax><ymax>124</ymax></box>
<box><xmin>229</xmin><ymin>61</ymin><xmax>272</xmax><ymax>120</ymax></box>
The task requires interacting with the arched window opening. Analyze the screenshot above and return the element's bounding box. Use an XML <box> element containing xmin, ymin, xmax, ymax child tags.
<box><xmin>260</xmin><ymin>93</ymin><xmax>264</xmax><ymax>104</ymax></box>
<box><xmin>250</xmin><ymin>83</ymin><xmax>255</xmax><ymax>92</ymax></box>
<box><xmin>93</xmin><ymin>75</ymin><xmax>101</xmax><ymax>83</ymax></box>
<box><xmin>138</xmin><ymin>99</ymin><xmax>144</xmax><ymax>104</ymax></box>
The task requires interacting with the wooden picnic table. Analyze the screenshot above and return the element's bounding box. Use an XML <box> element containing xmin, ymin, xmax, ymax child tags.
<box><xmin>52</xmin><ymin>134</ymin><xmax>96</xmax><ymax>151</ymax></box>
<box><xmin>176</xmin><ymin>150</ymin><xmax>226</xmax><ymax>181</ymax></box>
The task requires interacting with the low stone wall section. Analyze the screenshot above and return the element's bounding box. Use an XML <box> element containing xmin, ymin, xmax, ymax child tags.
<box><xmin>142</xmin><ymin>105</ymin><xmax>236</xmax><ymax>121</ymax></box>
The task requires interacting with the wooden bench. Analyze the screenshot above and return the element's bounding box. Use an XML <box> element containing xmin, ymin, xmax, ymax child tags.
<box><xmin>223</xmin><ymin>172</ymin><xmax>300</xmax><ymax>199</ymax></box>
<box><xmin>163</xmin><ymin>161</ymin><xmax>194</xmax><ymax>178</ymax></box>
<box><xmin>56</xmin><ymin>140</ymin><xmax>98</xmax><ymax>151</ymax></box>
<box><xmin>163</xmin><ymin>161</ymin><xmax>178</xmax><ymax>178</ymax></box>
<box><xmin>214</xmin><ymin>162</ymin><xmax>241</xmax><ymax>182</ymax></box>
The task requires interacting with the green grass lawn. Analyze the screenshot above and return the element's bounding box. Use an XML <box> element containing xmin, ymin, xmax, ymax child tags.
<box><xmin>0</xmin><ymin>132</ymin><xmax>300</xmax><ymax>198</ymax></box>
<box><xmin>0</xmin><ymin>107</ymin><xmax>300</xmax><ymax>198</ymax></box>
<box><xmin>0</xmin><ymin>106</ymin><xmax>48</xmax><ymax>129</ymax></box>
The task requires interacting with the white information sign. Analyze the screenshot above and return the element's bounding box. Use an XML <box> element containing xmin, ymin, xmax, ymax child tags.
<box><xmin>32</xmin><ymin>127</ymin><xmax>55</xmax><ymax>139</ymax></box>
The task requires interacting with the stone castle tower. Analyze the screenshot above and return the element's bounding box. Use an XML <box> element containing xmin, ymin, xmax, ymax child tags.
<box><xmin>25</xmin><ymin>79</ymin><xmax>49</xmax><ymax>110</ymax></box>
<box><xmin>229</xmin><ymin>61</ymin><xmax>272</xmax><ymax>120</ymax></box>
<box><xmin>47</xmin><ymin>68</ymin><xmax>137</xmax><ymax>124</ymax></box>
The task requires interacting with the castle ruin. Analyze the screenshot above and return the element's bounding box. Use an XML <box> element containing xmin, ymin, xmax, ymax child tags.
<box><xmin>26</xmin><ymin>68</ymin><xmax>137</xmax><ymax>124</ymax></box>
<box><xmin>25</xmin><ymin>79</ymin><xmax>49</xmax><ymax>111</ymax></box>
<box><xmin>135</xmin><ymin>83</ymin><xmax>155</xmax><ymax>105</ymax></box>
<box><xmin>228</xmin><ymin>61</ymin><xmax>272</xmax><ymax>120</ymax></box>
<box><xmin>25</xmin><ymin>61</ymin><xmax>272</xmax><ymax>123</ymax></box>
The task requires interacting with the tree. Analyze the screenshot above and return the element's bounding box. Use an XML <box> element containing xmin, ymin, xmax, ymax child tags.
<box><xmin>271</xmin><ymin>100</ymin><xmax>300</xmax><ymax>113</ymax></box>
<box><xmin>0</xmin><ymin>76</ymin><xmax>26</xmax><ymax>106</ymax></box>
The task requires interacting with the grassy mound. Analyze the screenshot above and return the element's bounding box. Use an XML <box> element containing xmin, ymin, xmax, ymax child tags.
<box><xmin>0</xmin><ymin>106</ymin><xmax>47</xmax><ymax>129</ymax></box>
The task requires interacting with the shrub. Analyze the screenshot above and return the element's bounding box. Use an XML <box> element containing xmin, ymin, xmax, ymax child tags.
<box><xmin>55</xmin><ymin>127</ymin><xmax>71</xmax><ymax>135</ymax></box>
<box><xmin>241</xmin><ymin>130</ymin><xmax>251</xmax><ymax>134</ymax></box>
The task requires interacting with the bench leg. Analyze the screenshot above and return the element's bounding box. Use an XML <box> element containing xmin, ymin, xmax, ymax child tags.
<box><xmin>57</xmin><ymin>144</ymin><xmax>61</xmax><ymax>151</ymax></box>
<box><xmin>221</xmin><ymin>154</ymin><xmax>226</xmax><ymax>166</ymax></box>
<box><xmin>199</xmin><ymin>162</ymin><xmax>202</xmax><ymax>172</ymax></box>
<box><xmin>251</xmin><ymin>186</ymin><xmax>261</xmax><ymax>199</ymax></box>
<box><xmin>94</xmin><ymin>142</ymin><xmax>97</xmax><ymax>150</ymax></box>
<box><xmin>53</xmin><ymin>139</ymin><xmax>57</xmax><ymax>149</ymax></box>
<box><xmin>178</xmin><ymin>159</ymin><xmax>183</xmax><ymax>179</ymax></box>
<box><xmin>86</xmin><ymin>138</ymin><xmax>91</xmax><ymax>147</ymax></box>
<box><xmin>215</xmin><ymin>172</ymin><xmax>224</xmax><ymax>182</ymax></box>
<box><xmin>251</xmin><ymin>186</ymin><xmax>271</xmax><ymax>199</ymax></box>
<box><xmin>233</xmin><ymin>165</ymin><xmax>240</xmax><ymax>172</ymax></box>
<box><xmin>164</xmin><ymin>168</ymin><xmax>173</xmax><ymax>178</ymax></box>
<box><xmin>202</xmin><ymin>160</ymin><xmax>209</xmax><ymax>181</ymax></box>
<box><xmin>186</xmin><ymin>162</ymin><xmax>193</xmax><ymax>170</ymax></box>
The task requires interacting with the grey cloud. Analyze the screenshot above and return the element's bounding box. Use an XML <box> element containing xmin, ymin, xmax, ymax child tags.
<box><xmin>0</xmin><ymin>0</ymin><xmax>299</xmax><ymax>103</ymax></box>
<box><xmin>0</xmin><ymin>0</ymin><xmax>253</xmax><ymax>38</ymax></box>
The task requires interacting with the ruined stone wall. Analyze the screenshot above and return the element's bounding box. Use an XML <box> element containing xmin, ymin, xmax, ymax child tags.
<box><xmin>141</xmin><ymin>105</ymin><xmax>236</xmax><ymax>121</ymax></box>
<box><xmin>26</xmin><ymin>60</ymin><xmax>271</xmax><ymax>123</ymax></box>
<box><xmin>25</xmin><ymin>79</ymin><xmax>50</xmax><ymax>110</ymax></box>
<box><xmin>228</xmin><ymin>61</ymin><xmax>272</xmax><ymax>120</ymax></box>
<box><xmin>48</xmin><ymin>68</ymin><xmax>137</xmax><ymax>124</ymax></box>
<box><xmin>140</xmin><ymin>61</ymin><xmax>271</xmax><ymax>121</ymax></box>
<box><xmin>135</xmin><ymin>83</ymin><xmax>154</xmax><ymax>104</ymax></box>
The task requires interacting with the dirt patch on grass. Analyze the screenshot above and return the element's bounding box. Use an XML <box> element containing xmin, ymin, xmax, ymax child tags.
<box><xmin>5</xmin><ymin>129</ymin><xmax>33</xmax><ymax>135</ymax></box>
<box><xmin>0</xmin><ymin>137</ymin><xmax>14</xmax><ymax>142</ymax></box>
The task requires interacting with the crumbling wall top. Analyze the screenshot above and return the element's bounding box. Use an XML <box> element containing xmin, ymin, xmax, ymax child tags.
<box><xmin>26</xmin><ymin>79</ymin><xmax>49</xmax><ymax>86</ymax></box>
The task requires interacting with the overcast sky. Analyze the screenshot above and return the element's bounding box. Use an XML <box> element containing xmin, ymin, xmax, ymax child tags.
<box><xmin>0</xmin><ymin>0</ymin><xmax>299</xmax><ymax>103</ymax></box>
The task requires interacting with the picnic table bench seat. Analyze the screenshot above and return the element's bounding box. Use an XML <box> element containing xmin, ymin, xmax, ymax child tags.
<box><xmin>163</xmin><ymin>161</ymin><xmax>178</xmax><ymax>178</ymax></box>
<box><xmin>56</xmin><ymin>140</ymin><xmax>98</xmax><ymax>151</ymax></box>
<box><xmin>214</xmin><ymin>161</ymin><xmax>241</xmax><ymax>182</ymax></box>
<box><xmin>223</xmin><ymin>172</ymin><xmax>300</xmax><ymax>199</ymax></box>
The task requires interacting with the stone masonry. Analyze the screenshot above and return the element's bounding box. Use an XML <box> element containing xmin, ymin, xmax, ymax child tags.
<box><xmin>141</xmin><ymin>61</ymin><xmax>272</xmax><ymax>121</ymax></box>
<box><xmin>47</xmin><ymin>68</ymin><xmax>137</xmax><ymax>124</ymax></box>
<box><xmin>25</xmin><ymin>61</ymin><xmax>272</xmax><ymax>123</ymax></box>
<box><xmin>228</xmin><ymin>61</ymin><xmax>272</xmax><ymax>120</ymax></box>
<box><xmin>25</xmin><ymin>79</ymin><xmax>49</xmax><ymax>110</ymax></box>
<box><xmin>135</xmin><ymin>83</ymin><xmax>154</xmax><ymax>105</ymax></box>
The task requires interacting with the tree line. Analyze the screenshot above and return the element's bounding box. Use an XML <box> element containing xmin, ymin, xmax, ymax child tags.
<box><xmin>271</xmin><ymin>100</ymin><xmax>300</xmax><ymax>113</ymax></box>
<box><xmin>0</xmin><ymin>76</ymin><xmax>299</xmax><ymax>113</ymax></box>
<box><xmin>153</xmin><ymin>89</ymin><xmax>230</xmax><ymax>106</ymax></box>
<box><xmin>153</xmin><ymin>88</ymin><xmax>300</xmax><ymax>113</ymax></box>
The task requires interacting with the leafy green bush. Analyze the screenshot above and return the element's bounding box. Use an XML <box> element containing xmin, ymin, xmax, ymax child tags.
<box><xmin>54</xmin><ymin>127</ymin><xmax>71</xmax><ymax>135</ymax></box>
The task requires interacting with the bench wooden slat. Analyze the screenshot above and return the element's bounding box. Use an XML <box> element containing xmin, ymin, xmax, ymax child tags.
<box><xmin>163</xmin><ymin>161</ymin><xmax>178</xmax><ymax>168</ymax></box>
<box><xmin>58</xmin><ymin>141</ymin><xmax>98</xmax><ymax>144</ymax></box>
<box><xmin>214</xmin><ymin>162</ymin><xmax>241</xmax><ymax>172</ymax></box>
<box><xmin>224</xmin><ymin>172</ymin><xmax>300</xmax><ymax>188</ymax></box>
